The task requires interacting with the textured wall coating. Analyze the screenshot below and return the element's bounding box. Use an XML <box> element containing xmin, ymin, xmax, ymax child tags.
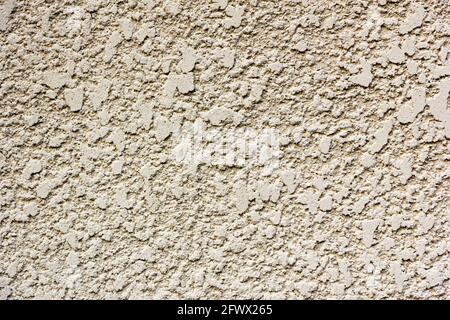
<box><xmin>0</xmin><ymin>0</ymin><xmax>449</xmax><ymax>299</ymax></box>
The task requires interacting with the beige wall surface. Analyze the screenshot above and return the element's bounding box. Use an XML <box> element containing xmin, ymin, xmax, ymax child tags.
<box><xmin>0</xmin><ymin>0</ymin><xmax>449</xmax><ymax>299</ymax></box>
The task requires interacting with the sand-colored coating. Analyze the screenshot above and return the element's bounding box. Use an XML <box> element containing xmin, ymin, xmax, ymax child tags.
<box><xmin>0</xmin><ymin>0</ymin><xmax>449</xmax><ymax>299</ymax></box>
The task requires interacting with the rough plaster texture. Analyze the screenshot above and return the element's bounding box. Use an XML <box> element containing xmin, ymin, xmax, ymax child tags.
<box><xmin>0</xmin><ymin>0</ymin><xmax>449</xmax><ymax>300</ymax></box>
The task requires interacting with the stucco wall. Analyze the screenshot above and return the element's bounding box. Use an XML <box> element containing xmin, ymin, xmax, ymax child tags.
<box><xmin>0</xmin><ymin>0</ymin><xmax>449</xmax><ymax>299</ymax></box>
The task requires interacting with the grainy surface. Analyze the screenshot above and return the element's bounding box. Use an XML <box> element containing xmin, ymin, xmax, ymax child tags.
<box><xmin>0</xmin><ymin>0</ymin><xmax>449</xmax><ymax>299</ymax></box>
